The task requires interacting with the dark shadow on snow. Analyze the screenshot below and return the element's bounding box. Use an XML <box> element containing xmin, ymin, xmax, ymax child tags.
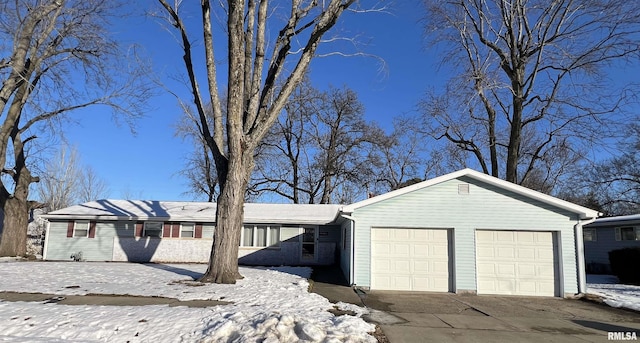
<box><xmin>141</xmin><ymin>263</ymin><xmax>204</xmax><ymax>280</ymax></box>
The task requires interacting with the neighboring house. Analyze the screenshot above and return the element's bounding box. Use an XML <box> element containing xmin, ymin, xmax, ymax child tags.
<box><xmin>583</xmin><ymin>214</ymin><xmax>640</xmax><ymax>273</ymax></box>
<box><xmin>42</xmin><ymin>169</ymin><xmax>600</xmax><ymax>298</ymax></box>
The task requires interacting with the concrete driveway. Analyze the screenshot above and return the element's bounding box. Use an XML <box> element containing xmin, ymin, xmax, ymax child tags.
<box><xmin>360</xmin><ymin>291</ymin><xmax>640</xmax><ymax>342</ymax></box>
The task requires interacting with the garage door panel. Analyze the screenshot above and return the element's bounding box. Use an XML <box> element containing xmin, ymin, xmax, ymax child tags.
<box><xmin>372</xmin><ymin>228</ymin><xmax>450</xmax><ymax>292</ymax></box>
<box><xmin>517</xmin><ymin>248</ymin><xmax>535</xmax><ymax>259</ymax></box>
<box><xmin>375</xmin><ymin>259</ymin><xmax>391</xmax><ymax>272</ymax></box>
<box><xmin>372</xmin><ymin>229</ymin><xmax>391</xmax><ymax>241</ymax></box>
<box><xmin>393</xmin><ymin>230</ymin><xmax>410</xmax><ymax>241</ymax></box>
<box><xmin>518</xmin><ymin>264</ymin><xmax>536</xmax><ymax>276</ymax></box>
<box><xmin>497</xmin><ymin>280</ymin><xmax>516</xmax><ymax>293</ymax></box>
<box><xmin>534</xmin><ymin>231</ymin><xmax>553</xmax><ymax>243</ymax></box>
<box><xmin>413</xmin><ymin>244</ymin><xmax>429</xmax><ymax>257</ymax></box>
<box><xmin>414</xmin><ymin>261</ymin><xmax>429</xmax><ymax>273</ymax></box>
<box><xmin>497</xmin><ymin>231</ymin><xmax>515</xmax><ymax>242</ymax></box>
<box><xmin>477</xmin><ymin>263</ymin><xmax>496</xmax><ymax>275</ymax></box>
<box><xmin>431</xmin><ymin>244</ymin><xmax>448</xmax><ymax>257</ymax></box>
<box><xmin>432</xmin><ymin>260</ymin><xmax>449</xmax><ymax>274</ymax></box>
<box><xmin>392</xmin><ymin>243</ymin><xmax>410</xmax><ymax>256</ymax></box>
<box><xmin>476</xmin><ymin>246</ymin><xmax>495</xmax><ymax>258</ymax></box>
<box><xmin>477</xmin><ymin>230</ymin><xmax>558</xmax><ymax>297</ymax></box>
<box><xmin>394</xmin><ymin>259</ymin><xmax>410</xmax><ymax>273</ymax></box>
<box><xmin>497</xmin><ymin>247</ymin><xmax>516</xmax><ymax>258</ymax></box>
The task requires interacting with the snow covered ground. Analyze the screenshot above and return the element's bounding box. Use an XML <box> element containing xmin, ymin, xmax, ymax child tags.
<box><xmin>587</xmin><ymin>274</ymin><xmax>640</xmax><ymax>312</ymax></box>
<box><xmin>0</xmin><ymin>261</ymin><xmax>375</xmax><ymax>342</ymax></box>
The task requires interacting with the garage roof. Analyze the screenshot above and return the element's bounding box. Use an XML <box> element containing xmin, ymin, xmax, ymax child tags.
<box><xmin>42</xmin><ymin>199</ymin><xmax>342</xmax><ymax>225</ymax></box>
<box><xmin>340</xmin><ymin>168</ymin><xmax>601</xmax><ymax>220</ymax></box>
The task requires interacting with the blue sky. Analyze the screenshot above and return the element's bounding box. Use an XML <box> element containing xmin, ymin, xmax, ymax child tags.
<box><xmin>58</xmin><ymin>1</ymin><xmax>441</xmax><ymax>202</ymax></box>
<box><xmin>55</xmin><ymin>1</ymin><xmax>638</xmax><ymax>202</ymax></box>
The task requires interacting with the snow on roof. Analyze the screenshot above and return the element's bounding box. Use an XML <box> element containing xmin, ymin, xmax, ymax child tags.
<box><xmin>42</xmin><ymin>199</ymin><xmax>342</xmax><ymax>225</ymax></box>
<box><xmin>586</xmin><ymin>213</ymin><xmax>640</xmax><ymax>227</ymax></box>
<box><xmin>340</xmin><ymin>168</ymin><xmax>601</xmax><ymax>220</ymax></box>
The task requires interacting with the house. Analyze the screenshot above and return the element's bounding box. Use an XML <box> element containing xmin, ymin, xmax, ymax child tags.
<box><xmin>42</xmin><ymin>169</ymin><xmax>600</xmax><ymax>298</ymax></box>
<box><xmin>42</xmin><ymin>201</ymin><xmax>342</xmax><ymax>266</ymax></box>
<box><xmin>583</xmin><ymin>214</ymin><xmax>640</xmax><ymax>273</ymax></box>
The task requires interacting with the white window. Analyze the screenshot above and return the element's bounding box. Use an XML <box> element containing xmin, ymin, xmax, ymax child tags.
<box><xmin>144</xmin><ymin>222</ymin><xmax>163</xmax><ymax>237</ymax></box>
<box><xmin>615</xmin><ymin>227</ymin><xmax>640</xmax><ymax>241</ymax></box>
<box><xmin>74</xmin><ymin>221</ymin><xmax>90</xmax><ymax>238</ymax></box>
<box><xmin>181</xmin><ymin>223</ymin><xmax>195</xmax><ymax>238</ymax></box>
<box><xmin>583</xmin><ymin>228</ymin><xmax>597</xmax><ymax>242</ymax></box>
<box><xmin>240</xmin><ymin>225</ymin><xmax>280</xmax><ymax>247</ymax></box>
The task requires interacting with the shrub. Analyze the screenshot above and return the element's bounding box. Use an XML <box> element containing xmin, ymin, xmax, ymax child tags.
<box><xmin>608</xmin><ymin>247</ymin><xmax>640</xmax><ymax>285</ymax></box>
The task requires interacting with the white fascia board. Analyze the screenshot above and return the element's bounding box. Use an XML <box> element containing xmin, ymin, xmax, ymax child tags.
<box><xmin>42</xmin><ymin>214</ymin><xmax>334</xmax><ymax>226</ymax></box>
<box><xmin>340</xmin><ymin>169</ymin><xmax>472</xmax><ymax>213</ymax></box>
<box><xmin>341</xmin><ymin>168</ymin><xmax>601</xmax><ymax>219</ymax></box>
<box><xmin>40</xmin><ymin>215</ymin><xmax>169</xmax><ymax>221</ymax></box>
<box><xmin>586</xmin><ymin>214</ymin><xmax>640</xmax><ymax>227</ymax></box>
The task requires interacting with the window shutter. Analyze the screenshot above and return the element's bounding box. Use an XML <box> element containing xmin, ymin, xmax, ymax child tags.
<box><xmin>171</xmin><ymin>223</ymin><xmax>180</xmax><ymax>238</ymax></box>
<box><xmin>195</xmin><ymin>224</ymin><xmax>203</xmax><ymax>238</ymax></box>
<box><xmin>135</xmin><ymin>222</ymin><xmax>143</xmax><ymax>237</ymax></box>
<box><xmin>88</xmin><ymin>221</ymin><xmax>97</xmax><ymax>238</ymax></box>
<box><xmin>615</xmin><ymin>228</ymin><xmax>621</xmax><ymax>241</ymax></box>
<box><xmin>163</xmin><ymin>223</ymin><xmax>171</xmax><ymax>237</ymax></box>
<box><xmin>67</xmin><ymin>221</ymin><xmax>74</xmax><ymax>238</ymax></box>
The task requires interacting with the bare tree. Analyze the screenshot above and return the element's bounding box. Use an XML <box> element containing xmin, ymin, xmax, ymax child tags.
<box><xmin>36</xmin><ymin>146</ymin><xmax>80</xmax><ymax>211</ymax></box>
<box><xmin>251</xmin><ymin>78</ymin><xmax>319</xmax><ymax>203</ymax></box>
<box><xmin>158</xmin><ymin>0</ymin><xmax>360</xmax><ymax>283</ymax></box>
<box><xmin>0</xmin><ymin>0</ymin><xmax>148</xmax><ymax>256</ymax></box>
<box><xmin>366</xmin><ymin>117</ymin><xmax>445</xmax><ymax>194</ymax></box>
<box><xmin>175</xmin><ymin>105</ymin><xmax>219</xmax><ymax>202</ymax></box>
<box><xmin>253</xmin><ymin>82</ymin><xmax>379</xmax><ymax>204</ymax></box>
<box><xmin>574</xmin><ymin>125</ymin><xmax>640</xmax><ymax>215</ymax></box>
<box><xmin>36</xmin><ymin>145</ymin><xmax>109</xmax><ymax>210</ymax></box>
<box><xmin>421</xmin><ymin>0</ymin><xmax>640</xmax><ymax>188</ymax></box>
<box><xmin>77</xmin><ymin>166</ymin><xmax>110</xmax><ymax>203</ymax></box>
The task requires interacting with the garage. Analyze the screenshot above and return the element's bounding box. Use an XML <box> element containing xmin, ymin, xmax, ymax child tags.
<box><xmin>341</xmin><ymin>169</ymin><xmax>600</xmax><ymax>297</ymax></box>
<box><xmin>476</xmin><ymin>230</ymin><xmax>558</xmax><ymax>296</ymax></box>
<box><xmin>371</xmin><ymin>228</ymin><xmax>450</xmax><ymax>291</ymax></box>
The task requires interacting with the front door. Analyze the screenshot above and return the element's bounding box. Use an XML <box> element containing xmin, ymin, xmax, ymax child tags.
<box><xmin>301</xmin><ymin>227</ymin><xmax>316</xmax><ymax>262</ymax></box>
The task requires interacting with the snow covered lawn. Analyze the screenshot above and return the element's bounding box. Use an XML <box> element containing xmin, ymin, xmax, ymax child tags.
<box><xmin>0</xmin><ymin>261</ymin><xmax>375</xmax><ymax>342</ymax></box>
<box><xmin>587</xmin><ymin>274</ymin><xmax>640</xmax><ymax>312</ymax></box>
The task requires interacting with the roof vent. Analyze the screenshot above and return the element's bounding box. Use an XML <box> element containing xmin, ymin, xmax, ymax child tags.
<box><xmin>458</xmin><ymin>183</ymin><xmax>470</xmax><ymax>195</ymax></box>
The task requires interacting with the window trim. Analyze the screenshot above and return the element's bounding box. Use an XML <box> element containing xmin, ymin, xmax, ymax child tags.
<box><xmin>240</xmin><ymin>224</ymin><xmax>280</xmax><ymax>248</ymax></box>
<box><xmin>180</xmin><ymin>222</ymin><xmax>195</xmax><ymax>238</ymax></box>
<box><xmin>583</xmin><ymin>228</ymin><xmax>597</xmax><ymax>242</ymax></box>
<box><xmin>615</xmin><ymin>226</ymin><xmax>639</xmax><ymax>241</ymax></box>
<box><xmin>143</xmin><ymin>221</ymin><xmax>164</xmax><ymax>237</ymax></box>
<box><xmin>73</xmin><ymin>220</ymin><xmax>90</xmax><ymax>238</ymax></box>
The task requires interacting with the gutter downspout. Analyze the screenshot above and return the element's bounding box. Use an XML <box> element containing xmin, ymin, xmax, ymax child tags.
<box><xmin>340</xmin><ymin>214</ymin><xmax>356</xmax><ymax>286</ymax></box>
<box><xmin>575</xmin><ymin>216</ymin><xmax>598</xmax><ymax>295</ymax></box>
<box><xmin>42</xmin><ymin>220</ymin><xmax>51</xmax><ymax>260</ymax></box>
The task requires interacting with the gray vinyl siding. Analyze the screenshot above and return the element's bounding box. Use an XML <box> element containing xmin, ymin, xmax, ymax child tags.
<box><xmin>318</xmin><ymin>225</ymin><xmax>340</xmax><ymax>242</ymax></box>
<box><xmin>280</xmin><ymin>226</ymin><xmax>300</xmax><ymax>242</ymax></box>
<box><xmin>352</xmin><ymin>176</ymin><xmax>580</xmax><ymax>294</ymax></box>
<box><xmin>584</xmin><ymin>227</ymin><xmax>640</xmax><ymax>269</ymax></box>
<box><xmin>45</xmin><ymin>220</ymin><xmax>127</xmax><ymax>261</ymax></box>
<box><xmin>202</xmin><ymin>223</ymin><xmax>215</xmax><ymax>238</ymax></box>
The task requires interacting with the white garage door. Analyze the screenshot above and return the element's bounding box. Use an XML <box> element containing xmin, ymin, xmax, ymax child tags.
<box><xmin>476</xmin><ymin>230</ymin><xmax>558</xmax><ymax>296</ymax></box>
<box><xmin>371</xmin><ymin>228</ymin><xmax>450</xmax><ymax>291</ymax></box>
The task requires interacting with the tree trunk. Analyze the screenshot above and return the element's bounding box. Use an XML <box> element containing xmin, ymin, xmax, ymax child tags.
<box><xmin>199</xmin><ymin>158</ymin><xmax>250</xmax><ymax>283</ymax></box>
<box><xmin>0</xmin><ymin>161</ymin><xmax>33</xmax><ymax>257</ymax></box>
<box><xmin>0</xmin><ymin>197</ymin><xmax>30</xmax><ymax>257</ymax></box>
<box><xmin>506</xmin><ymin>91</ymin><xmax>524</xmax><ymax>184</ymax></box>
